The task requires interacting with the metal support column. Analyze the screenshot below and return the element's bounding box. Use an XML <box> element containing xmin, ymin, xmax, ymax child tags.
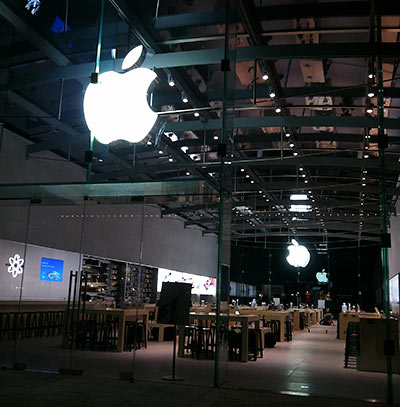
<box><xmin>214</xmin><ymin>0</ymin><xmax>231</xmax><ymax>388</ymax></box>
<box><xmin>376</xmin><ymin>11</ymin><xmax>393</xmax><ymax>405</ymax></box>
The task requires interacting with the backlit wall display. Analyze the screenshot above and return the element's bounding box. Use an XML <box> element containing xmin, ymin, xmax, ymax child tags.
<box><xmin>248</xmin><ymin>285</ymin><xmax>257</xmax><ymax>298</ymax></box>
<box><xmin>389</xmin><ymin>274</ymin><xmax>400</xmax><ymax>304</ymax></box>
<box><xmin>40</xmin><ymin>258</ymin><xmax>64</xmax><ymax>282</ymax></box>
<box><xmin>157</xmin><ymin>268</ymin><xmax>216</xmax><ymax>296</ymax></box>
<box><xmin>229</xmin><ymin>281</ymin><xmax>237</xmax><ymax>296</ymax></box>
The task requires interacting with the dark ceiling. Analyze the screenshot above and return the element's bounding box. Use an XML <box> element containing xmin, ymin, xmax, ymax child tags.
<box><xmin>1</xmin><ymin>0</ymin><xmax>400</xmax><ymax>244</ymax></box>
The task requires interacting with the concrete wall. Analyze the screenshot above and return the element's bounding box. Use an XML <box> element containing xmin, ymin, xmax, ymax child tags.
<box><xmin>0</xmin><ymin>128</ymin><xmax>86</xmax><ymax>184</ymax></box>
<box><xmin>0</xmin><ymin>239</ymin><xmax>80</xmax><ymax>301</ymax></box>
<box><xmin>0</xmin><ymin>126</ymin><xmax>218</xmax><ymax>295</ymax></box>
<box><xmin>0</xmin><ymin>203</ymin><xmax>218</xmax><ymax>279</ymax></box>
<box><xmin>389</xmin><ymin>200</ymin><xmax>400</xmax><ymax>280</ymax></box>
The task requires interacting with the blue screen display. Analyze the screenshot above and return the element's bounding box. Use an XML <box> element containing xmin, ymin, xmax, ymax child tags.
<box><xmin>40</xmin><ymin>258</ymin><xmax>64</xmax><ymax>282</ymax></box>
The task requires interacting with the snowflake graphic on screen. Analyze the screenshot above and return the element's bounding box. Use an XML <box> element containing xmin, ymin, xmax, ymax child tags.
<box><xmin>25</xmin><ymin>0</ymin><xmax>41</xmax><ymax>15</ymax></box>
<box><xmin>8</xmin><ymin>254</ymin><xmax>24</xmax><ymax>278</ymax></box>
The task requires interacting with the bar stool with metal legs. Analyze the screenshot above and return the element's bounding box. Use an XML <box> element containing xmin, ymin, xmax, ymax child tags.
<box><xmin>285</xmin><ymin>320</ymin><xmax>293</xmax><ymax>341</ymax></box>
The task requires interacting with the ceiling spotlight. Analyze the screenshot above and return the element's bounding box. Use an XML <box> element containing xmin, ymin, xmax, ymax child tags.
<box><xmin>363</xmin><ymin>153</ymin><xmax>369</xmax><ymax>158</ymax></box>
<box><xmin>270</xmin><ymin>90</ymin><xmax>276</xmax><ymax>98</ymax></box>
<box><xmin>285</xmin><ymin>131</ymin><xmax>291</xmax><ymax>138</ymax></box>
<box><xmin>168</xmin><ymin>157</ymin><xmax>173</xmax><ymax>162</ymax></box>
<box><xmin>158</xmin><ymin>150</ymin><xmax>163</xmax><ymax>155</ymax></box>
<box><xmin>289</xmin><ymin>142</ymin><xmax>295</xmax><ymax>148</ymax></box>
<box><xmin>362</xmin><ymin>182</ymin><xmax>366</xmax><ymax>187</ymax></box>
<box><xmin>250</xmin><ymin>180</ymin><xmax>255</xmax><ymax>184</ymax></box>
<box><xmin>293</xmin><ymin>151</ymin><xmax>298</xmax><ymax>156</ymax></box>
<box><xmin>367</xmin><ymin>87</ymin><xmax>375</xmax><ymax>98</ymax></box>
<box><xmin>262</xmin><ymin>72</ymin><xmax>269</xmax><ymax>81</ymax></box>
<box><xmin>366</xmin><ymin>103</ymin><xmax>373</xmax><ymax>114</ymax></box>
<box><xmin>181</xmin><ymin>91</ymin><xmax>188</xmax><ymax>103</ymax></box>
<box><xmin>275</xmin><ymin>105</ymin><xmax>282</xmax><ymax>113</ymax></box>
<box><xmin>302</xmin><ymin>174</ymin><xmax>306</xmax><ymax>178</ymax></box>
<box><xmin>167</xmin><ymin>73</ymin><xmax>175</xmax><ymax>87</ymax></box>
<box><xmin>194</xmin><ymin>111</ymin><xmax>200</xmax><ymax>117</ymax></box>
<box><xmin>304</xmin><ymin>179</ymin><xmax>308</xmax><ymax>183</ymax></box>
<box><xmin>299</xmin><ymin>167</ymin><xmax>304</xmax><ymax>171</ymax></box>
<box><xmin>240</xmin><ymin>168</ymin><xmax>245</xmax><ymax>172</ymax></box>
<box><xmin>186</xmin><ymin>171</ymin><xmax>191</xmax><ymax>176</ymax></box>
<box><xmin>245</xmin><ymin>174</ymin><xmax>250</xmax><ymax>178</ymax></box>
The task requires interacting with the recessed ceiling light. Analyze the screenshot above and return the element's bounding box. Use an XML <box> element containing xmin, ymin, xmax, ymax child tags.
<box><xmin>290</xmin><ymin>194</ymin><xmax>308</xmax><ymax>200</ymax></box>
<box><xmin>194</xmin><ymin>111</ymin><xmax>200</xmax><ymax>117</ymax></box>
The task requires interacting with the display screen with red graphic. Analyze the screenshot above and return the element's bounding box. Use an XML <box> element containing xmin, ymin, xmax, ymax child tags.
<box><xmin>157</xmin><ymin>268</ymin><xmax>216</xmax><ymax>296</ymax></box>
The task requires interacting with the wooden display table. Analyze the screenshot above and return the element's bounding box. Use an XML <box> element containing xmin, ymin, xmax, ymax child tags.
<box><xmin>178</xmin><ymin>312</ymin><xmax>259</xmax><ymax>362</ymax></box>
<box><xmin>338</xmin><ymin>312</ymin><xmax>380</xmax><ymax>340</ymax></box>
<box><xmin>359</xmin><ymin>317</ymin><xmax>400</xmax><ymax>373</ymax></box>
<box><xmin>83</xmin><ymin>308</ymin><xmax>149</xmax><ymax>352</ymax></box>
<box><xmin>0</xmin><ymin>301</ymin><xmax>114</xmax><ymax>312</ymax></box>
<box><xmin>239</xmin><ymin>309</ymin><xmax>290</xmax><ymax>342</ymax></box>
<box><xmin>293</xmin><ymin>309</ymin><xmax>304</xmax><ymax>330</ymax></box>
<box><xmin>149</xmin><ymin>322</ymin><xmax>174</xmax><ymax>342</ymax></box>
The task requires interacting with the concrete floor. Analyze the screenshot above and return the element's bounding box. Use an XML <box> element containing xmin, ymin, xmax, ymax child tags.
<box><xmin>0</xmin><ymin>325</ymin><xmax>398</xmax><ymax>405</ymax></box>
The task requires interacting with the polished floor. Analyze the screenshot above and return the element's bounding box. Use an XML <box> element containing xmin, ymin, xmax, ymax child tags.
<box><xmin>0</xmin><ymin>325</ymin><xmax>399</xmax><ymax>405</ymax></box>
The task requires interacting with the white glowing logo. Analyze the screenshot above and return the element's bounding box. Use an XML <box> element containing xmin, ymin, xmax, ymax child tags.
<box><xmin>83</xmin><ymin>45</ymin><xmax>157</xmax><ymax>145</ymax></box>
<box><xmin>286</xmin><ymin>239</ymin><xmax>310</xmax><ymax>268</ymax></box>
<box><xmin>8</xmin><ymin>254</ymin><xmax>24</xmax><ymax>278</ymax></box>
<box><xmin>316</xmin><ymin>269</ymin><xmax>328</xmax><ymax>283</ymax></box>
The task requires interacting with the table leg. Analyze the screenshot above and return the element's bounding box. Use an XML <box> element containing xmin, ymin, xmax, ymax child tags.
<box><xmin>280</xmin><ymin>317</ymin><xmax>285</xmax><ymax>342</ymax></box>
<box><xmin>241</xmin><ymin>322</ymin><xmax>248</xmax><ymax>362</ymax></box>
<box><xmin>178</xmin><ymin>325</ymin><xmax>185</xmax><ymax>357</ymax></box>
<box><xmin>144</xmin><ymin>314</ymin><xmax>148</xmax><ymax>348</ymax></box>
<box><xmin>159</xmin><ymin>326</ymin><xmax>164</xmax><ymax>342</ymax></box>
<box><xmin>117</xmin><ymin>313</ymin><xmax>125</xmax><ymax>352</ymax></box>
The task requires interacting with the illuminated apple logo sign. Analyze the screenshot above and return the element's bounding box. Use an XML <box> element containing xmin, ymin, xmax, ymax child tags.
<box><xmin>7</xmin><ymin>254</ymin><xmax>24</xmax><ymax>278</ymax></box>
<box><xmin>316</xmin><ymin>269</ymin><xmax>328</xmax><ymax>283</ymax></box>
<box><xmin>286</xmin><ymin>239</ymin><xmax>310</xmax><ymax>268</ymax></box>
<box><xmin>83</xmin><ymin>45</ymin><xmax>157</xmax><ymax>145</ymax></box>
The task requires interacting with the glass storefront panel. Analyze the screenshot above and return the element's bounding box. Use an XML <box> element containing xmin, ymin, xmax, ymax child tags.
<box><xmin>0</xmin><ymin>200</ymin><xmax>31</xmax><ymax>369</ymax></box>
<box><xmin>1</xmin><ymin>198</ymin><xmax>85</xmax><ymax>373</ymax></box>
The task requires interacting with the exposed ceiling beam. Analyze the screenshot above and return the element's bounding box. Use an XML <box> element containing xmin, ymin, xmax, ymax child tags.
<box><xmin>4</xmin><ymin>42</ymin><xmax>400</xmax><ymax>92</ymax></box>
<box><xmin>153</xmin><ymin>2</ymin><xmax>400</xmax><ymax>30</ymax></box>
<box><xmin>164</xmin><ymin>116</ymin><xmax>400</xmax><ymax>132</ymax></box>
<box><xmin>91</xmin><ymin>155</ymin><xmax>400</xmax><ymax>181</ymax></box>
<box><xmin>231</xmin><ymin>231</ymin><xmax>380</xmax><ymax>241</ymax></box>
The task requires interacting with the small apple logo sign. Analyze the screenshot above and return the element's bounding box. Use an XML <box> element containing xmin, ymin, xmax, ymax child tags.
<box><xmin>316</xmin><ymin>269</ymin><xmax>328</xmax><ymax>283</ymax></box>
<box><xmin>286</xmin><ymin>239</ymin><xmax>310</xmax><ymax>268</ymax></box>
<box><xmin>83</xmin><ymin>45</ymin><xmax>157</xmax><ymax>145</ymax></box>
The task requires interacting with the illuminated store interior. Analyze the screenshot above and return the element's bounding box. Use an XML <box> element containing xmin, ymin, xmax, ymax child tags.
<box><xmin>0</xmin><ymin>1</ymin><xmax>399</xmax><ymax>406</ymax></box>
